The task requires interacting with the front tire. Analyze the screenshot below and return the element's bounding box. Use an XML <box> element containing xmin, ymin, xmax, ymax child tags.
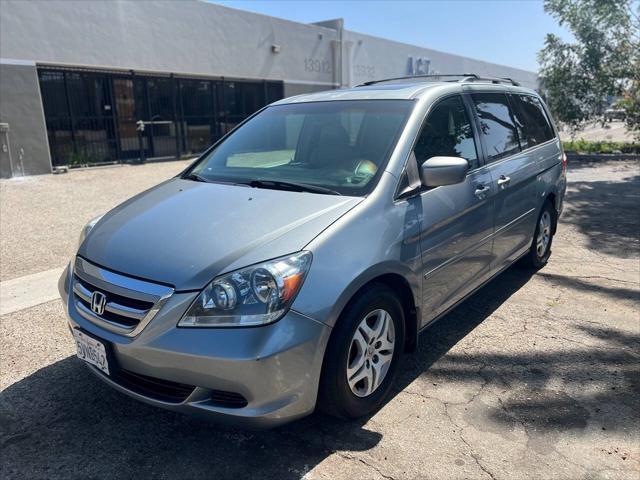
<box><xmin>318</xmin><ymin>284</ymin><xmax>405</xmax><ymax>419</ymax></box>
<box><xmin>521</xmin><ymin>199</ymin><xmax>556</xmax><ymax>269</ymax></box>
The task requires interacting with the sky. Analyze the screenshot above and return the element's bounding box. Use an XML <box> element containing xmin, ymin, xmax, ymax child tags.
<box><xmin>209</xmin><ymin>0</ymin><xmax>574</xmax><ymax>72</ymax></box>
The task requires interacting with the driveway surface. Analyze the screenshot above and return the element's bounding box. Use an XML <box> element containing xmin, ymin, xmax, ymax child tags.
<box><xmin>1</xmin><ymin>160</ymin><xmax>638</xmax><ymax>479</ymax></box>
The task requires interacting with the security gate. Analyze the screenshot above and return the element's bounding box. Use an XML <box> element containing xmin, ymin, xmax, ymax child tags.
<box><xmin>38</xmin><ymin>67</ymin><xmax>284</xmax><ymax>167</ymax></box>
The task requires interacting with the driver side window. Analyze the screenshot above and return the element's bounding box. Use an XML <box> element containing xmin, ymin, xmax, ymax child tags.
<box><xmin>414</xmin><ymin>95</ymin><xmax>478</xmax><ymax>170</ymax></box>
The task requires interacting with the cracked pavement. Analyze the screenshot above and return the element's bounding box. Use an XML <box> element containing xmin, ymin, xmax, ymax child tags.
<box><xmin>1</xmin><ymin>159</ymin><xmax>639</xmax><ymax>479</ymax></box>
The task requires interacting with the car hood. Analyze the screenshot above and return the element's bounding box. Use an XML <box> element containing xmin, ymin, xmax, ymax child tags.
<box><xmin>79</xmin><ymin>179</ymin><xmax>362</xmax><ymax>290</ymax></box>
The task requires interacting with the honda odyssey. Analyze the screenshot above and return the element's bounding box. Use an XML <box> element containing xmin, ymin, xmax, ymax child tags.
<box><xmin>59</xmin><ymin>74</ymin><xmax>566</xmax><ymax>427</ymax></box>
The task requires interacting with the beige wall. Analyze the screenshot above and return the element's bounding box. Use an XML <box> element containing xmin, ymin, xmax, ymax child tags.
<box><xmin>0</xmin><ymin>60</ymin><xmax>51</xmax><ymax>177</ymax></box>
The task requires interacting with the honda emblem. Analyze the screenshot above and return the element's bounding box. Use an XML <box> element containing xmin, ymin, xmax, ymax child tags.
<box><xmin>91</xmin><ymin>291</ymin><xmax>107</xmax><ymax>316</ymax></box>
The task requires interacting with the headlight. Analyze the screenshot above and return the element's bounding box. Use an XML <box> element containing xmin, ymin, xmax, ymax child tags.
<box><xmin>78</xmin><ymin>215</ymin><xmax>103</xmax><ymax>249</ymax></box>
<box><xmin>179</xmin><ymin>251</ymin><xmax>312</xmax><ymax>327</ymax></box>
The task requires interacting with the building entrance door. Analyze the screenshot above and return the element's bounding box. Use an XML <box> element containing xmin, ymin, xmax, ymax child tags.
<box><xmin>113</xmin><ymin>78</ymin><xmax>150</xmax><ymax>161</ymax></box>
<box><xmin>145</xmin><ymin>78</ymin><xmax>179</xmax><ymax>159</ymax></box>
<box><xmin>113</xmin><ymin>77</ymin><xmax>179</xmax><ymax>160</ymax></box>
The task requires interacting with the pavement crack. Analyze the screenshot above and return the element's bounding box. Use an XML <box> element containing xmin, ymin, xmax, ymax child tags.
<box><xmin>399</xmin><ymin>362</ymin><xmax>490</xmax><ymax>407</ymax></box>
<box><xmin>465</xmin><ymin>364</ymin><xmax>490</xmax><ymax>405</ymax></box>
<box><xmin>443</xmin><ymin>403</ymin><xmax>498</xmax><ymax>480</ymax></box>
<box><xmin>550</xmin><ymin>445</ymin><xmax>589</xmax><ymax>474</ymax></box>
<box><xmin>398</xmin><ymin>389</ymin><xmax>438</xmax><ymax>401</ymax></box>
<box><xmin>334</xmin><ymin>452</ymin><xmax>395</xmax><ymax>480</ymax></box>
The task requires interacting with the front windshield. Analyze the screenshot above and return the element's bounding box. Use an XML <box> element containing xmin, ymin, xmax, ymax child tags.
<box><xmin>188</xmin><ymin>100</ymin><xmax>414</xmax><ymax>196</ymax></box>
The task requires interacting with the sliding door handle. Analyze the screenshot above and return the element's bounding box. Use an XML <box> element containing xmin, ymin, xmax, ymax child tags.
<box><xmin>497</xmin><ymin>175</ymin><xmax>511</xmax><ymax>186</ymax></box>
<box><xmin>474</xmin><ymin>184</ymin><xmax>490</xmax><ymax>198</ymax></box>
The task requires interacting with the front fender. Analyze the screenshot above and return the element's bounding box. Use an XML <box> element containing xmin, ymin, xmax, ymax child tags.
<box><xmin>296</xmin><ymin>260</ymin><xmax>421</xmax><ymax>329</ymax></box>
<box><xmin>291</xmin><ymin>189</ymin><xmax>422</xmax><ymax>329</ymax></box>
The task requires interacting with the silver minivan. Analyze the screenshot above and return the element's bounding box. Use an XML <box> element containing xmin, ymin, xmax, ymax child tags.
<box><xmin>59</xmin><ymin>75</ymin><xmax>566</xmax><ymax>428</ymax></box>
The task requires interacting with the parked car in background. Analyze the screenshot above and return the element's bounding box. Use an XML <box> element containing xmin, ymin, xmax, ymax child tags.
<box><xmin>604</xmin><ymin>103</ymin><xmax>627</xmax><ymax>122</ymax></box>
<box><xmin>59</xmin><ymin>74</ymin><xmax>566</xmax><ymax>428</ymax></box>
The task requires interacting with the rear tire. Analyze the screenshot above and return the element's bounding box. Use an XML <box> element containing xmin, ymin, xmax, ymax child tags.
<box><xmin>318</xmin><ymin>284</ymin><xmax>405</xmax><ymax>419</ymax></box>
<box><xmin>520</xmin><ymin>199</ymin><xmax>556</xmax><ymax>269</ymax></box>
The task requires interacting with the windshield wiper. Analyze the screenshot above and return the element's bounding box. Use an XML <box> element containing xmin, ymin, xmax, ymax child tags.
<box><xmin>182</xmin><ymin>172</ymin><xmax>210</xmax><ymax>183</ymax></box>
<box><xmin>246</xmin><ymin>179</ymin><xmax>342</xmax><ymax>196</ymax></box>
<box><xmin>183</xmin><ymin>174</ymin><xmax>340</xmax><ymax>195</ymax></box>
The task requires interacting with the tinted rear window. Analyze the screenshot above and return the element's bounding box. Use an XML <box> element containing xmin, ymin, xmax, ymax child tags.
<box><xmin>471</xmin><ymin>93</ymin><xmax>521</xmax><ymax>161</ymax></box>
<box><xmin>511</xmin><ymin>95</ymin><xmax>555</xmax><ymax>149</ymax></box>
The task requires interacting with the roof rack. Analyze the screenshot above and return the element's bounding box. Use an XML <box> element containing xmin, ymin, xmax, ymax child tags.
<box><xmin>357</xmin><ymin>74</ymin><xmax>520</xmax><ymax>87</ymax></box>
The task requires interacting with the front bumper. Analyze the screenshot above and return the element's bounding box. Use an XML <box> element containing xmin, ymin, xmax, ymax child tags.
<box><xmin>59</xmin><ymin>263</ymin><xmax>331</xmax><ymax>428</ymax></box>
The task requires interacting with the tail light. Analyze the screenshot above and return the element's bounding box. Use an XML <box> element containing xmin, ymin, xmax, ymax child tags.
<box><xmin>561</xmin><ymin>152</ymin><xmax>568</xmax><ymax>173</ymax></box>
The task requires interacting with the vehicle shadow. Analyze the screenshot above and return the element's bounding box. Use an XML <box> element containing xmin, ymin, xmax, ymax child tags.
<box><xmin>0</xmin><ymin>267</ymin><xmax>538</xmax><ymax>480</ymax></box>
<box><xmin>1</xmin><ymin>355</ymin><xmax>379</xmax><ymax>479</ymax></box>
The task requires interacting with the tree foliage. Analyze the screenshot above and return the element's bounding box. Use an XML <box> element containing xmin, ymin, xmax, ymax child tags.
<box><xmin>538</xmin><ymin>0</ymin><xmax>639</xmax><ymax>134</ymax></box>
<box><xmin>620</xmin><ymin>66</ymin><xmax>640</xmax><ymax>140</ymax></box>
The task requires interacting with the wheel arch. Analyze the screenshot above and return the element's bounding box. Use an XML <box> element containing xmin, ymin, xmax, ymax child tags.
<box><xmin>370</xmin><ymin>273</ymin><xmax>419</xmax><ymax>352</ymax></box>
<box><xmin>327</xmin><ymin>265</ymin><xmax>421</xmax><ymax>353</ymax></box>
<box><xmin>544</xmin><ymin>192</ymin><xmax>559</xmax><ymax>233</ymax></box>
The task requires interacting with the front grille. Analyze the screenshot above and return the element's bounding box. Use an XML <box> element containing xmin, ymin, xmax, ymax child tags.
<box><xmin>71</xmin><ymin>257</ymin><xmax>174</xmax><ymax>337</ymax></box>
<box><xmin>113</xmin><ymin>369</ymin><xmax>196</xmax><ymax>403</ymax></box>
<box><xmin>73</xmin><ymin>275</ymin><xmax>154</xmax><ymax>329</ymax></box>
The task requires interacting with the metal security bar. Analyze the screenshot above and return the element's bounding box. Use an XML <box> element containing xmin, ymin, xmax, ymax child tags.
<box><xmin>37</xmin><ymin>67</ymin><xmax>284</xmax><ymax>167</ymax></box>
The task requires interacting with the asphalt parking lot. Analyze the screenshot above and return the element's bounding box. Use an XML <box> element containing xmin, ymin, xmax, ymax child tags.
<box><xmin>1</xmin><ymin>159</ymin><xmax>638</xmax><ymax>479</ymax></box>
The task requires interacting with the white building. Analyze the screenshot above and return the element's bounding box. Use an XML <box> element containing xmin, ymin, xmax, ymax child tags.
<box><xmin>0</xmin><ymin>0</ymin><xmax>537</xmax><ymax>177</ymax></box>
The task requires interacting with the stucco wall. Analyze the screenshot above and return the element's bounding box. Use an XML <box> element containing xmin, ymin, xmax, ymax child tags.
<box><xmin>0</xmin><ymin>60</ymin><xmax>51</xmax><ymax>177</ymax></box>
<box><xmin>0</xmin><ymin>0</ymin><xmax>339</xmax><ymax>88</ymax></box>
<box><xmin>284</xmin><ymin>82</ymin><xmax>334</xmax><ymax>98</ymax></box>
<box><xmin>0</xmin><ymin>0</ymin><xmax>538</xmax><ymax>177</ymax></box>
<box><xmin>343</xmin><ymin>31</ymin><xmax>538</xmax><ymax>89</ymax></box>
<box><xmin>0</xmin><ymin>0</ymin><xmax>536</xmax><ymax>89</ymax></box>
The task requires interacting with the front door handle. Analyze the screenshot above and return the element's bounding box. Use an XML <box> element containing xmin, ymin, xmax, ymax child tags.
<box><xmin>474</xmin><ymin>184</ymin><xmax>490</xmax><ymax>198</ymax></box>
<box><xmin>497</xmin><ymin>175</ymin><xmax>511</xmax><ymax>187</ymax></box>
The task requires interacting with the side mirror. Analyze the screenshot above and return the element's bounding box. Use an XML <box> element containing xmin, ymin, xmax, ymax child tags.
<box><xmin>420</xmin><ymin>156</ymin><xmax>469</xmax><ymax>187</ymax></box>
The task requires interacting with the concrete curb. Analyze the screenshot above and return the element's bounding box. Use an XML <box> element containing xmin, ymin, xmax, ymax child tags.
<box><xmin>0</xmin><ymin>267</ymin><xmax>64</xmax><ymax>315</ymax></box>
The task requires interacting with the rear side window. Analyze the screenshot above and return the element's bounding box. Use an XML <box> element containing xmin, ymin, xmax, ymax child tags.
<box><xmin>471</xmin><ymin>93</ymin><xmax>520</xmax><ymax>162</ymax></box>
<box><xmin>414</xmin><ymin>95</ymin><xmax>478</xmax><ymax>170</ymax></box>
<box><xmin>511</xmin><ymin>95</ymin><xmax>555</xmax><ymax>149</ymax></box>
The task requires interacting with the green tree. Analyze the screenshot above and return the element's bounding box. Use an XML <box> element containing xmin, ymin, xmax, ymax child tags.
<box><xmin>620</xmin><ymin>52</ymin><xmax>640</xmax><ymax>140</ymax></box>
<box><xmin>538</xmin><ymin>0</ymin><xmax>639</xmax><ymax>135</ymax></box>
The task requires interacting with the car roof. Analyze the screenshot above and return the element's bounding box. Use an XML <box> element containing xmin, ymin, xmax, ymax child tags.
<box><xmin>272</xmin><ymin>80</ymin><xmax>538</xmax><ymax>105</ymax></box>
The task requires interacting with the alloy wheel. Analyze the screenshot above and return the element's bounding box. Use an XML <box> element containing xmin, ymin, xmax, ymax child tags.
<box><xmin>536</xmin><ymin>211</ymin><xmax>552</xmax><ymax>257</ymax></box>
<box><xmin>346</xmin><ymin>309</ymin><xmax>395</xmax><ymax>397</ymax></box>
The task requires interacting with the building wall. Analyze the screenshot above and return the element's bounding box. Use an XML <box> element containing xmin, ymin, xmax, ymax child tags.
<box><xmin>343</xmin><ymin>31</ymin><xmax>538</xmax><ymax>89</ymax></box>
<box><xmin>0</xmin><ymin>0</ymin><xmax>339</xmax><ymax>88</ymax></box>
<box><xmin>0</xmin><ymin>0</ymin><xmax>536</xmax><ymax>89</ymax></box>
<box><xmin>284</xmin><ymin>81</ymin><xmax>336</xmax><ymax>98</ymax></box>
<box><xmin>0</xmin><ymin>0</ymin><xmax>538</xmax><ymax>177</ymax></box>
<box><xmin>0</xmin><ymin>60</ymin><xmax>52</xmax><ymax>177</ymax></box>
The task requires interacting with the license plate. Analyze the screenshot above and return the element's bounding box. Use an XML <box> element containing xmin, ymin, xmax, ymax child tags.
<box><xmin>73</xmin><ymin>330</ymin><xmax>110</xmax><ymax>375</ymax></box>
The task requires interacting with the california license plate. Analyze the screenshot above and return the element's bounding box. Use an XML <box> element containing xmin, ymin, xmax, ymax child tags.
<box><xmin>73</xmin><ymin>330</ymin><xmax>110</xmax><ymax>375</ymax></box>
